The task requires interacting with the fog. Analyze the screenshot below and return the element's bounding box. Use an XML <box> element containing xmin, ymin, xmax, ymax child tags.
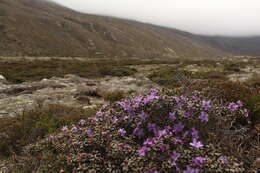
<box><xmin>52</xmin><ymin>0</ymin><xmax>260</xmax><ymax>36</ymax></box>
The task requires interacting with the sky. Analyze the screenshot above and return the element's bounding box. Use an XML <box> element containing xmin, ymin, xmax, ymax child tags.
<box><xmin>52</xmin><ymin>0</ymin><xmax>260</xmax><ymax>36</ymax></box>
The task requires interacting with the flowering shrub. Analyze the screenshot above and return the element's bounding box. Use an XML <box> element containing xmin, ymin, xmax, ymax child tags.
<box><xmin>11</xmin><ymin>89</ymin><xmax>249</xmax><ymax>172</ymax></box>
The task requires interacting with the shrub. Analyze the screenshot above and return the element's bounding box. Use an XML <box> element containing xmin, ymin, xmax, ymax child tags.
<box><xmin>8</xmin><ymin>89</ymin><xmax>250</xmax><ymax>172</ymax></box>
<box><xmin>0</xmin><ymin>104</ymin><xmax>97</xmax><ymax>157</ymax></box>
<box><xmin>102</xmin><ymin>90</ymin><xmax>126</xmax><ymax>102</ymax></box>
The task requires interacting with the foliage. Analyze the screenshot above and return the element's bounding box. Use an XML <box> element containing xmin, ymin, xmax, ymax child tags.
<box><xmin>8</xmin><ymin>89</ymin><xmax>250</xmax><ymax>172</ymax></box>
<box><xmin>101</xmin><ymin>90</ymin><xmax>126</xmax><ymax>102</ymax></box>
<box><xmin>0</xmin><ymin>104</ymin><xmax>97</xmax><ymax>157</ymax></box>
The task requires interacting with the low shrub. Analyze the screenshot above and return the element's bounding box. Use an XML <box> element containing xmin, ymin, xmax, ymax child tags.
<box><xmin>0</xmin><ymin>104</ymin><xmax>97</xmax><ymax>157</ymax></box>
<box><xmin>8</xmin><ymin>89</ymin><xmax>250</xmax><ymax>172</ymax></box>
<box><xmin>101</xmin><ymin>90</ymin><xmax>126</xmax><ymax>102</ymax></box>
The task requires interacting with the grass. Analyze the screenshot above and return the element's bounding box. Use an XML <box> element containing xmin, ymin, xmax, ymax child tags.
<box><xmin>0</xmin><ymin>58</ymin><xmax>180</xmax><ymax>83</ymax></box>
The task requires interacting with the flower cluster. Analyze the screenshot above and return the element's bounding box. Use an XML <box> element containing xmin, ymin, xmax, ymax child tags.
<box><xmin>19</xmin><ymin>88</ymin><xmax>248</xmax><ymax>172</ymax></box>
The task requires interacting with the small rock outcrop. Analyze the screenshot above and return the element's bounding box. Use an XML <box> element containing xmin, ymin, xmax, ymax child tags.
<box><xmin>0</xmin><ymin>74</ymin><xmax>157</xmax><ymax>117</ymax></box>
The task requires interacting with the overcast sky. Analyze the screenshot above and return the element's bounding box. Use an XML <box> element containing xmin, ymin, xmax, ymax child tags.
<box><xmin>52</xmin><ymin>0</ymin><xmax>260</xmax><ymax>36</ymax></box>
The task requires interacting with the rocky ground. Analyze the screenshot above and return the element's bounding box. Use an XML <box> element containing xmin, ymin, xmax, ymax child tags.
<box><xmin>0</xmin><ymin>56</ymin><xmax>259</xmax><ymax>117</ymax></box>
<box><xmin>0</xmin><ymin>74</ymin><xmax>157</xmax><ymax>117</ymax></box>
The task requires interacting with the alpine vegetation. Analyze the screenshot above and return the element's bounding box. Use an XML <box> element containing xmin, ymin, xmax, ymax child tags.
<box><xmin>11</xmin><ymin>88</ymin><xmax>249</xmax><ymax>172</ymax></box>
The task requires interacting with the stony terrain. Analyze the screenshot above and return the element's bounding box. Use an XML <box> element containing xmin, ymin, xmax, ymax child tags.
<box><xmin>0</xmin><ymin>74</ymin><xmax>157</xmax><ymax>117</ymax></box>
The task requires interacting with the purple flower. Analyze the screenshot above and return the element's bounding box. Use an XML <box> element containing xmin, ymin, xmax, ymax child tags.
<box><xmin>192</xmin><ymin>156</ymin><xmax>206</xmax><ymax>166</ymax></box>
<box><xmin>190</xmin><ymin>139</ymin><xmax>203</xmax><ymax>148</ymax></box>
<box><xmin>117</xmin><ymin>100</ymin><xmax>133</xmax><ymax>111</ymax></box>
<box><xmin>199</xmin><ymin>112</ymin><xmax>209</xmax><ymax>122</ymax></box>
<box><xmin>138</xmin><ymin>111</ymin><xmax>149</xmax><ymax>120</ymax></box>
<box><xmin>112</xmin><ymin>117</ymin><xmax>118</xmax><ymax>123</ymax></box>
<box><xmin>133</xmin><ymin>127</ymin><xmax>144</xmax><ymax>137</ymax></box>
<box><xmin>183</xmin><ymin>166</ymin><xmax>200</xmax><ymax>173</ymax></box>
<box><xmin>79</xmin><ymin>119</ymin><xmax>86</xmax><ymax>125</ymax></box>
<box><xmin>173</xmin><ymin>122</ymin><xmax>184</xmax><ymax>133</ymax></box>
<box><xmin>158</xmin><ymin>129</ymin><xmax>167</xmax><ymax>138</ymax></box>
<box><xmin>184</xmin><ymin>110</ymin><xmax>193</xmax><ymax>118</ymax></box>
<box><xmin>138</xmin><ymin>146</ymin><xmax>148</xmax><ymax>156</ymax></box>
<box><xmin>182</xmin><ymin>130</ymin><xmax>189</xmax><ymax>139</ymax></box>
<box><xmin>88</xmin><ymin>116</ymin><xmax>98</xmax><ymax>121</ymax></box>
<box><xmin>86</xmin><ymin>129</ymin><xmax>95</xmax><ymax>136</ymax></box>
<box><xmin>172</xmin><ymin>138</ymin><xmax>183</xmax><ymax>144</ymax></box>
<box><xmin>218</xmin><ymin>156</ymin><xmax>228</xmax><ymax>164</ymax></box>
<box><xmin>96</xmin><ymin>111</ymin><xmax>108</xmax><ymax>118</ymax></box>
<box><xmin>118</xmin><ymin>128</ymin><xmax>126</xmax><ymax>136</ymax></box>
<box><xmin>171</xmin><ymin>151</ymin><xmax>181</xmax><ymax>165</ymax></box>
<box><xmin>202</xmin><ymin>100</ymin><xmax>211</xmax><ymax>110</ymax></box>
<box><xmin>143</xmin><ymin>137</ymin><xmax>156</xmax><ymax>146</ymax></box>
<box><xmin>191</xmin><ymin>128</ymin><xmax>199</xmax><ymax>140</ymax></box>
<box><xmin>143</xmin><ymin>94</ymin><xmax>159</xmax><ymax>104</ymax></box>
<box><xmin>227</xmin><ymin>103</ymin><xmax>239</xmax><ymax>110</ymax></box>
<box><xmin>133</xmin><ymin>95</ymin><xmax>143</xmax><ymax>108</ymax></box>
<box><xmin>159</xmin><ymin>144</ymin><xmax>168</xmax><ymax>151</ymax></box>
<box><xmin>71</xmin><ymin>125</ymin><xmax>79</xmax><ymax>132</ymax></box>
<box><xmin>236</xmin><ymin>100</ymin><xmax>243</xmax><ymax>107</ymax></box>
<box><xmin>147</xmin><ymin>123</ymin><xmax>158</xmax><ymax>134</ymax></box>
<box><xmin>169</xmin><ymin>112</ymin><xmax>176</xmax><ymax>121</ymax></box>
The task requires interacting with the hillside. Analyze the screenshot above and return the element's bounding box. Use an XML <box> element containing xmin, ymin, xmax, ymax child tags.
<box><xmin>0</xmin><ymin>0</ymin><xmax>259</xmax><ymax>58</ymax></box>
<box><xmin>0</xmin><ymin>0</ymin><xmax>224</xmax><ymax>58</ymax></box>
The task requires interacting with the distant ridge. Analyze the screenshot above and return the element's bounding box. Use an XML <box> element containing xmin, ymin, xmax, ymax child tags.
<box><xmin>0</xmin><ymin>0</ymin><xmax>259</xmax><ymax>57</ymax></box>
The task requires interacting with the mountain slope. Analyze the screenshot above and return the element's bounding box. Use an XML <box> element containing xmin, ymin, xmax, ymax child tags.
<box><xmin>0</xmin><ymin>0</ymin><xmax>259</xmax><ymax>58</ymax></box>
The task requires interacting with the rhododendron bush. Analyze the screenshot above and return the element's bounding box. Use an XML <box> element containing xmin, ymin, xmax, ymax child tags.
<box><xmin>13</xmin><ymin>89</ymin><xmax>250</xmax><ymax>173</ymax></box>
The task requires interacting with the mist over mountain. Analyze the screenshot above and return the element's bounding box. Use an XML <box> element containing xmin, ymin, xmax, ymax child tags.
<box><xmin>0</xmin><ymin>0</ymin><xmax>259</xmax><ymax>57</ymax></box>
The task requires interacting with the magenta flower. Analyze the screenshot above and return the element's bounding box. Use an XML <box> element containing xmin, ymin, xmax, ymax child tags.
<box><xmin>202</xmin><ymin>100</ymin><xmax>211</xmax><ymax>110</ymax></box>
<box><xmin>138</xmin><ymin>146</ymin><xmax>148</xmax><ymax>156</ymax></box>
<box><xmin>118</xmin><ymin>128</ymin><xmax>126</xmax><ymax>136</ymax></box>
<box><xmin>169</xmin><ymin>112</ymin><xmax>176</xmax><ymax>121</ymax></box>
<box><xmin>192</xmin><ymin>156</ymin><xmax>206</xmax><ymax>166</ymax></box>
<box><xmin>199</xmin><ymin>112</ymin><xmax>209</xmax><ymax>122</ymax></box>
<box><xmin>190</xmin><ymin>139</ymin><xmax>203</xmax><ymax>148</ymax></box>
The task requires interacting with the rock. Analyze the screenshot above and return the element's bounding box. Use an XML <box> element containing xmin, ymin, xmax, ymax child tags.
<box><xmin>0</xmin><ymin>75</ymin><xmax>6</xmax><ymax>81</ymax></box>
<box><xmin>253</xmin><ymin>158</ymin><xmax>260</xmax><ymax>169</ymax></box>
<box><xmin>75</xmin><ymin>96</ymin><xmax>91</xmax><ymax>104</ymax></box>
<box><xmin>0</xmin><ymin>74</ymin><xmax>157</xmax><ymax>116</ymax></box>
